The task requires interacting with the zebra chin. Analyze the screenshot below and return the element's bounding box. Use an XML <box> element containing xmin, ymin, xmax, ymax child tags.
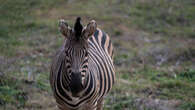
<box><xmin>69</xmin><ymin>72</ymin><xmax>84</xmax><ymax>97</ymax></box>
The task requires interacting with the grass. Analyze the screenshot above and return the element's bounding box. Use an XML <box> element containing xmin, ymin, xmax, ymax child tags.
<box><xmin>109</xmin><ymin>0</ymin><xmax>195</xmax><ymax>37</ymax></box>
<box><xmin>178</xmin><ymin>68</ymin><xmax>195</xmax><ymax>81</ymax></box>
<box><xmin>128</xmin><ymin>0</ymin><xmax>195</xmax><ymax>37</ymax></box>
<box><xmin>0</xmin><ymin>75</ymin><xmax>27</xmax><ymax>108</ymax></box>
<box><xmin>0</xmin><ymin>0</ymin><xmax>195</xmax><ymax>110</ymax></box>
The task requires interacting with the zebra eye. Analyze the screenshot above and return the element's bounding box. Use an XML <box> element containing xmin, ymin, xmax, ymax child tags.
<box><xmin>82</xmin><ymin>65</ymin><xmax>88</xmax><ymax>69</ymax></box>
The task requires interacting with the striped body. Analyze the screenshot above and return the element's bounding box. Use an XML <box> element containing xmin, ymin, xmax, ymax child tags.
<box><xmin>50</xmin><ymin>27</ymin><xmax>115</xmax><ymax>110</ymax></box>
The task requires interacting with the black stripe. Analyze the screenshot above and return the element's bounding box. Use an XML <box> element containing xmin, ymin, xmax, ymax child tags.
<box><xmin>84</xmin><ymin>73</ymin><xmax>90</xmax><ymax>88</ymax></box>
<box><xmin>85</xmin><ymin>71</ymin><xmax>93</xmax><ymax>95</ymax></box>
<box><xmin>101</xmin><ymin>31</ymin><xmax>106</xmax><ymax>50</ymax></box>
<box><xmin>52</xmin><ymin>28</ymin><xmax>115</xmax><ymax>109</ymax></box>
<box><xmin>94</xmin><ymin>29</ymin><xmax>99</xmax><ymax>42</ymax></box>
<box><xmin>82</xmin><ymin>59</ymin><xmax>88</xmax><ymax>65</ymax></box>
<box><xmin>89</xmin><ymin>39</ymin><xmax>113</xmax><ymax>96</ymax></box>
<box><xmin>89</xmin><ymin>48</ymin><xmax>105</xmax><ymax>95</ymax></box>
<box><xmin>103</xmin><ymin>60</ymin><xmax>111</xmax><ymax>94</ymax></box>
<box><xmin>108</xmin><ymin>40</ymin><xmax>112</xmax><ymax>53</ymax></box>
<box><xmin>56</xmin><ymin>63</ymin><xmax>72</xmax><ymax>101</ymax></box>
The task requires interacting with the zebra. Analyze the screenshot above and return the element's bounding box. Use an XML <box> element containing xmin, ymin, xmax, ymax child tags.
<box><xmin>50</xmin><ymin>17</ymin><xmax>115</xmax><ymax>110</ymax></box>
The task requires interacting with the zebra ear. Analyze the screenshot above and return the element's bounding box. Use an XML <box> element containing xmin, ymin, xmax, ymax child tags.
<box><xmin>82</xmin><ymin>20</ymin><xmax>97</xmax><ymax>40</ymax></box>
<box><xmin>59</xmin><ymin>19</ymin><xmax>72</xmax><ymax>38</ymax></box>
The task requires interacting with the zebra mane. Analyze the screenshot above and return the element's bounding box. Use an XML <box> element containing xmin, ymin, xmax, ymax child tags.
<box><xmin>74</xmin><ymin>17</ymin><xmax>83</xmax><ymax>41</ymax></box>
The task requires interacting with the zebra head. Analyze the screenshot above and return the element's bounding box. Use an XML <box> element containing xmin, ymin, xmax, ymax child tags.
<box><xmin>59</xmin><ymin>17</ymin><xmax>97</xmax><ymax>96</ymax></box>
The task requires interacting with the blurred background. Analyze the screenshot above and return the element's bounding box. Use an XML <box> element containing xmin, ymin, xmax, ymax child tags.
<box><xmin>0</xmin><ymin>0</ymin><xmax>194</xmax><ymax>110</ymax></box>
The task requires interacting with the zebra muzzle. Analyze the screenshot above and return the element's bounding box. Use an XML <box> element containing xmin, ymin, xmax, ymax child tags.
<box><xmin>69</xmin><ymin>72</ymin><xmax>84</xmax><ymax>97</ymax></box>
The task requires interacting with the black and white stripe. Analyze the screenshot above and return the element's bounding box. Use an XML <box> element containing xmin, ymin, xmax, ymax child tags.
<box><xmin>50</xmin><ymin>18</ymin><xmax>115</xmax><ymax>110</ymax></box>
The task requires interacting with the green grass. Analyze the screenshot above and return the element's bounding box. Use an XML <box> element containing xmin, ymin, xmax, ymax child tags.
<box><xmin>178</xmin><ymin>68</ymin><xmax>195</xmax><ymax>81</ymax></box>
<box><xmin>121</xmin><ymin>0</ymin><xmax>195</xmax><ymax>37</ymax></box>
<box><xmin>0</xmin><ymin>0</ymin><xmax>194</xmax><ymax>56</ymax></box>
<box><xmin>180</xmin><ymin>102</ymin><xmax>195</xmax><ymax>110</ymax></box>
<box><xmin>105</xmin><ymin>95</ymin><xmax>137</xmax><ymax>110</ymax></box>
<box><xmin>116</xmin><ymin>65</ymin><xmax>195</xmax><ymax>109</ymax></box>
<box><xmin>0</xmin><ymin>76</ymin><xmax>27</xmax><ymax>108</ymax></box>
<box><xmin>0</xmin><ymin>0</ymin><xmax>195</xmax><ymax>110</ymax></box>
<box><xmin>0</xmin><ymin>0</ymin><xmax>59</xmax><ymax>56</ymax></box>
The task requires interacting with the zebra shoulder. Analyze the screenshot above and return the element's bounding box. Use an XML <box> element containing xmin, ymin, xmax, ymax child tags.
<box><xmin>91</xmin><ymin>28</ymin><xmax>114</xmax><ymax>59</ymax></box>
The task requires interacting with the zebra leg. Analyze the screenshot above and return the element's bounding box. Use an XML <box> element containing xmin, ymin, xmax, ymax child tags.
<box><xmin>96</xmin><ymin>98</ymin><xmax>104</xmax><ymax>110</ymax></box>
